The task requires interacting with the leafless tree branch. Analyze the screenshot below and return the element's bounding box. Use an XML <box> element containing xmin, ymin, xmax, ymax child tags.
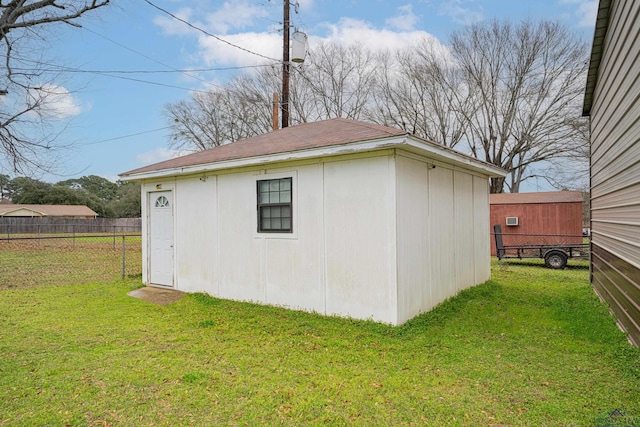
<box><xmin>0</xmin><ymin>0</ymin><xmax>108</xmax><ymax>173</ymax></box>
<box><xmin>165</xmin><ymin>20</ymin><xmax>589</xmax><ymax>194</ymax></box>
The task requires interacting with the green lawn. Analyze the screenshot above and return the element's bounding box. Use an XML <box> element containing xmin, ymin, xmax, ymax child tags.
<box><xmin>0</xmin><ymin>236</ymin><xmax>141</xmax><ymax>289</ymax></box>
<box><xmin>0</xmin><ymin>260</ymin><xmax>638</xmax><ymax>426</ymax></box>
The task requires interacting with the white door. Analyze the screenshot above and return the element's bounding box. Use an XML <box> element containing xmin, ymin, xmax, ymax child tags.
<box><xmin>149</xmin><ymin>191</ymin><xmax>174</xmax><ymax>287</ymax></box>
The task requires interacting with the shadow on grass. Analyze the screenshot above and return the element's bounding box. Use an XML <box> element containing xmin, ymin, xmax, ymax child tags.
<box><xmin>496</xmin><ymin>259</ymin><xmax>589</xmax><ymax>270</ymax></box>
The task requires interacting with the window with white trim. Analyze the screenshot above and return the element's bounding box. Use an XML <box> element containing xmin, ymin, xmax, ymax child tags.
<box><xmin>257</xmin><ymin>177</ymin><xmax>292</xmax><ymax>233</ymax></box>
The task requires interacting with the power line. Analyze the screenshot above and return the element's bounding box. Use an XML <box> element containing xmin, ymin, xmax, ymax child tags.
<box><xmin>10</xmin><ymin>61</ymin><xmax>276</xmax><ymax>75</ymax></box>
<box><xmin>142</xmin><ymin>0</ymin><xmax>280</xmax><ymax>63</ymax></box>
<box><xmin>10</xmin><ymin>59</ymin><xmax>267</xmax><ymax>94</ymax></box>
<box><xmin>87</xmin><ymin>73</ymin><xmax>215</xmax><ymax>93</ymax></box>
<box><xmin>6</xmin><ymin>6</ymin><xmax>281</xmax><ymax>95</ymax></box>
<box><xmin>11</xmin><ymin>57</ymin><xmax>276</xmax><ymax>95</ymax></box>
<box><xmin>78</xmin><ymin>126</ymin><xmax>172</xmax><ymax>147</ymax></box>
<box><xmin>82</xmin><ymin>27</ymin><xmax>226</xmax><ymax>90</ymax></box>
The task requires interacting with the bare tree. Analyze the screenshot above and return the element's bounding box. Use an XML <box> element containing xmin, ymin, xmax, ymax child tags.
<box><xmin>524</xmin><ymin>116</ymin><xmax>590</xmax><ymax>191</ymax></box>
<box><xmin>450</xmin><ymin>20</ymin><xmax>588</xmax><ymax>193</ymax></box>
<box><xmin>293</xmin><ymin>42</ymin><xmax>378</xmax><ymax>121</ymax></box>
<box><xmin>164</xmin><ymin>21</ymin><xmax>588</xmax><ymax>194</ymax></box>
<box><xmin>165</xmin><ymin>73</ymin><xmax>274</xmax><ymax>151</ymax></box>
<box><xmin>369</xmin><ymin>39</ymin><xmax>472</xmax><ymax>149</ymax></box>
<box><xmin>165</xmin><ymin>42</ymin><xmax>381</xmax><ymax>151</ymax></box>
<box><xmin>0</xmin><ymin>0</ymin><xmax>109</xmax><ymax>173</ymax></box>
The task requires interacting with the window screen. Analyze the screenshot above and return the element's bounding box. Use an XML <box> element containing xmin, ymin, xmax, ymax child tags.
<box><xmin>257</xmin><ymin>178</ymin><xmax>292</xmax><ymax>232</ymax></box>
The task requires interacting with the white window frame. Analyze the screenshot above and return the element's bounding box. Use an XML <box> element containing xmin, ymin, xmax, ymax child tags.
<box><xmin>253</xmin><ymin>170</ymin><xmax>298</xmax><ymax>240</ymax></box>
<box><xmin>257</xmin><ymin>177</ymin><xmax>293</xmax><ymax>233</ymax></box>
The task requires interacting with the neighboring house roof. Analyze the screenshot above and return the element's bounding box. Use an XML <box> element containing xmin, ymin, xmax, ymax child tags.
<box><xmin>120</xmin><ymin>118</ymin><xmax>506</xmax><ymax>180</ymax></box>
<box><xmin>0</xmin><ymin>204</ymin><xmax>98</xmax><ymax>217</ymax></box>
<box><xmin>490</xmin><ymin>191</ymin><xmax>583</xmax><ymax>205</ymax></box>
<box><xmin>583</xmin><ymin>0</ymin><xmax>612</xmax><ymax>116</ymax></box>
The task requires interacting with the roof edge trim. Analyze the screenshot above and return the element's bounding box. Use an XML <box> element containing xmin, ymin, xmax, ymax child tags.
<box><xmin>583</xmin><ymin>0</ymin><xmax>612</xmax><ymax>116</ymax></box>
<box><xmin>121</xmin><ymin>136</ymin><xmax>506</xmax><ymax>181</ymax></box>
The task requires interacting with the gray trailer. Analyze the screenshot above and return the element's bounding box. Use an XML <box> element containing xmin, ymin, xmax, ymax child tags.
<box><xmin>493</xmin><ymin>224</ymin><xmax>589</xmax><ymax>269</ymax></box>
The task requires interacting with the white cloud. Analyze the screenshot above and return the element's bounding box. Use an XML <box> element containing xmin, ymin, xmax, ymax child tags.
<box><xmin>186</xmin><ymin>16</ymin><xmax>444</xmax><ymax>73</ymax></box>
<box><xmin>203</xmin><ymin>1</ymin><xmax>270</xmax><ymax>34</ymax></box>
<box><xmin>28</xmin><ymin>84</ymin><xmax>84</xmax><ymax>120</ymax></box>
<box><xmin>153</xmin><ymin>2</ymin><xmax>270</xmax><ymax>36</ymax></box>
<box><xmin>385</xmin><ymin>4</ymin><xmax>420</xmax><ymax>31</ymax></box>
<box><xmin>439</xmin><ymin>0</ymin><xmax>484</xmax><ymax>25</ymax></box>
<box><xmin>188</xmin><ymin>16</ymin><xmax>441</xmax><ymax>71</ymax></box>
<box><xmin>198</xmin><ymin>31</ymin><xmax>281</xmax><ymax>67</ymax></box>
<box><xmin>561</xmin><ymin>0</ymin><xmax>598</xmax><ymax>27</ymax></box>
<box><xmin>152</xmin><ymin>2</ymin><xmax>441</xmax><ymax>72</ymax></box>
<box><xmin>154</xmin><ymin>7</ymin><xmax>196</xmax><ymax>36</ymax></box>
<box><xmin>152</xmin><ymin>1</ymin><xmax>279</xmax><ymax>68</ymax></box>
<box><xmin>320</xmin><ymin>18</ymin><xmax>436</xmax><ymax>53</ymax></box>
<box><xmin>135</xmin><ymin>148</ymin><xmax>189</xmax><ymax>165</ymax></box>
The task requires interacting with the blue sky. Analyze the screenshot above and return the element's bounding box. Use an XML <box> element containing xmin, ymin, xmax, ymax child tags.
<box><xmin>22</xmin><ymin>0</ymin><xmax>598</xmax><ymax>184</ymax></box>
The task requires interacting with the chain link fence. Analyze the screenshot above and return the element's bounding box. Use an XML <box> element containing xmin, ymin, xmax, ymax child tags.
<box><xmin>0</xmin><ymin>223</ymin><xmax>142</xmax><ymax>290</ymax></box>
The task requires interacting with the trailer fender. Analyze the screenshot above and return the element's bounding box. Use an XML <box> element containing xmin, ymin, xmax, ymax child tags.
<box><xmin>544</xmin><ymin>250</ymin><xmax>568</xmax><ymax>269</ymax></box>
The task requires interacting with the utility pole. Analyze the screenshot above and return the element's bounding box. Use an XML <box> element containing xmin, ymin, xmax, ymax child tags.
<box><xmin>282</xmin><ymin>0</ymin><xmax>290</xmax><ymax>128</ymax></box>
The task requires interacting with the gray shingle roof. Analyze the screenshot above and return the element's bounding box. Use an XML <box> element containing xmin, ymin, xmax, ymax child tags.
<box><xmin>120</xmin><ymin>118</ymin><xmax>406</xmax><ymax>177</ymax></box>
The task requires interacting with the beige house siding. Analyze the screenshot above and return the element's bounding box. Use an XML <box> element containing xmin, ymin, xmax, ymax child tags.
<box><xmin>585</xmin><ymin>0</ymin><xmax>640</xmax><ymax>345</ymax></box>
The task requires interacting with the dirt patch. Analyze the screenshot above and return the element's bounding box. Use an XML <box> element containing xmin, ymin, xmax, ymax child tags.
<box><xmin>128</xmin><ymin>286</ymin><xmax>185</xmax><ymax>306</ymax></box>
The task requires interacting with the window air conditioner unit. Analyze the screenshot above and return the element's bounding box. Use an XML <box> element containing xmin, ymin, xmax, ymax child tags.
<box><xmin>506</xmin><ymin>217</ymin><xmax>519</xmax><ymax>226</ymax></box>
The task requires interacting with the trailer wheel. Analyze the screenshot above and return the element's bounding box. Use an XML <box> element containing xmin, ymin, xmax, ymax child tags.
<box><xmin>544</xmin><ymin>250</ymin><xmax>568</xmax><ymax>269</ymax></box>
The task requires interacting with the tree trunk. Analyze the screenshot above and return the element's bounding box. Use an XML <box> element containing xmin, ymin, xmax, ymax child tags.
<box><xmin>490</xmin><ymin>177</ymin><xmax>505</xmax><ymax>194</ymax></box>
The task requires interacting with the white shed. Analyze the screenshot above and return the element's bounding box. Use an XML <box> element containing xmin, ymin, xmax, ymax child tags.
<box><xmin>120</xmin><ymin>119</ymin><xmax>505</xmax><ymax>325</ymax></box>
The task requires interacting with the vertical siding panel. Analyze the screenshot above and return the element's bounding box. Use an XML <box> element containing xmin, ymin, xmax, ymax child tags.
<box><xmin>428</xmin><ymin>166</ymin><xmax>456</xmax><ymax>304</ymax></box>
<box><xmin>216</xmin><ymin>172</ymin><xmax>263</xmax><ymax>301</ymax></box>
<box><xmin>454</xmin><ymin>171</ymin><xmax>475</xmax><ymax>291</ymax></box>
<box><xmin>395</xmin><ymin>155</ymin><xmax>430</xmax><ymax>323</ymax></box>
<box><xmin>323</xmin><ymin>155</ymin><xmax>396</xmax><ymax>323</ymax></box>
<box><xmin>473</xmin><ymin>176</ymin><xmax>491</xmax><ymax>284</ymax></box>
<box><xmin>174</xmin><ymin>176</ymin><xmax>217</xmax><ymax>293</ymax></box>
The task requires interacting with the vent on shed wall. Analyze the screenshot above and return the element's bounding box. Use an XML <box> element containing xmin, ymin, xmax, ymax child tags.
<box><xmin>506</xmin><ymin>217</ymin><xmax>519</xmax><ymax>226</ymax></box>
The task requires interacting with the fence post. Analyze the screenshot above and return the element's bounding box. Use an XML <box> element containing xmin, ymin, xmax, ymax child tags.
<box><xmin>122</xmin><ymin>235</ymin><xmax>126</xmax><ymax>280</ymax></box>
<box><xmin>113</xmin><ymin>225</ymin><xmax>116</xmax><ymax>250</ymax></box>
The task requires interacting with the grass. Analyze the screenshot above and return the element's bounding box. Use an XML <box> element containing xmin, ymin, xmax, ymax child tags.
<box><xmin>0</xmin><ymin>259</ymin><xmax>639</xmax><ymax>426</ymax></box>
<box><xmin>0</xmin><ymin>236</ymin><xmax>141</xmax><ymax>289</ymax></box>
